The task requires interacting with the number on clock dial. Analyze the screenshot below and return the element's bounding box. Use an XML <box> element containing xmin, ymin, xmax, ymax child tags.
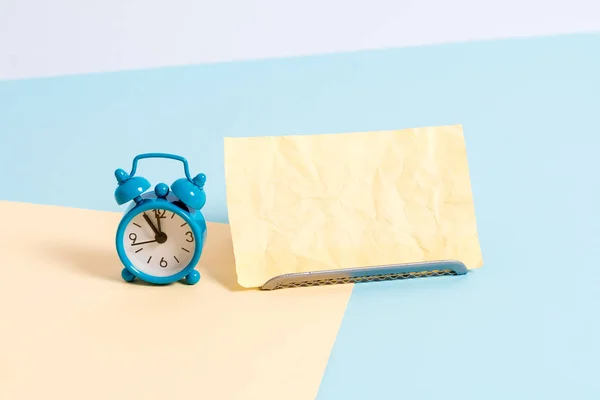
<box><xmin>125</xmin><ymin>209</ymin><xmax>196</xmax><ymax>274</ymax></box>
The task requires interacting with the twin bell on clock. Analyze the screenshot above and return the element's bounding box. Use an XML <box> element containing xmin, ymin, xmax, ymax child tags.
<box><xmin>113</xmin><ymin>153</ymin><xmax>208</xmax><ymax>286</ymax></box>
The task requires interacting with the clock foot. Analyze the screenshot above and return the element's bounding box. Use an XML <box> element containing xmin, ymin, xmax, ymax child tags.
<box><xmin>121</xmin><ymin>268</ymin><xmax>136</xmax><ymax>282</ymax></box>
<box><xmin>185</xmin><ymin>269</ymin><xmax>201</xmax><ymax>285</ymax></box>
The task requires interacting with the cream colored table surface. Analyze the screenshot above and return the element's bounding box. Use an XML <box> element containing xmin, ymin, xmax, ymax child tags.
<box><xmin>0</xmin><ymin>201</ymin><xmax>353</xmax><ymax>400</ymax></box>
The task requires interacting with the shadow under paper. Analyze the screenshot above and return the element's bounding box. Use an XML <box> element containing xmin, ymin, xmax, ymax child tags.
<box><xmin>197</xmin><ymin>222</ymin><xmax>246</xmax><ymax>291</ymax></box>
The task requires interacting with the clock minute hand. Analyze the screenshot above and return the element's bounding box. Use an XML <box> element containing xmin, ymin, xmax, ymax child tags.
<box><xmin>131</xmin><ymin>239</ymin><xmax>158</xmax><ymax>246</ymax></box>
<box><xmin>143</xmin><ymin>213</ymin><xmax>160</xmax><ymax>236</ymax></box>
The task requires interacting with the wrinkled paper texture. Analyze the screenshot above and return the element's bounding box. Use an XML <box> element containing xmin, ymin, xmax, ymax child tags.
<box><xmin>224</xmin><ymin>125</ymin><xmax>483</xmax><ymax>288</ymax></box>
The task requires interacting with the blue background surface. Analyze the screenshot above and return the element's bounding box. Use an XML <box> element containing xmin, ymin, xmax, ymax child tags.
<box><xmin>1</xmin><ymin>33</ymin><xmax>599</xmax><ymax>399</ymax></box>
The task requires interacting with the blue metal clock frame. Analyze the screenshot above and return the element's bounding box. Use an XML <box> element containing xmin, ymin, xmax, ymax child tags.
<box><xmin>113</xmin><ymin>153</ymin><xmax>207</xmax><ymax>286</ymax></box>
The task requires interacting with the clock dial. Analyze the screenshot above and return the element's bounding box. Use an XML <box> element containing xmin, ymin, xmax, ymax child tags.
<box><xmin>123</xmin><ymin>208</ymin><xmax>196</xmax><ymax>277</ymax></box>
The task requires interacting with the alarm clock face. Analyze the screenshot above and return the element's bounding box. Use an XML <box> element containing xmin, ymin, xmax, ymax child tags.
<box><xmin>122</xmin><ymin>208</ymin><xmax>197</xmax><ymax>277</ymax></box>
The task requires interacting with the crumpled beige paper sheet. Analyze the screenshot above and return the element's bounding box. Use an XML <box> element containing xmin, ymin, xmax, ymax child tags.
<box><xmin>224</xmin><ymin>124</ymin><xmax>483</xmax><ymax>289</ymax></box>
<box><xmin>0</xmin><ymin>201</ymin><xmax>353</xmax><ymax>400</ymax></box>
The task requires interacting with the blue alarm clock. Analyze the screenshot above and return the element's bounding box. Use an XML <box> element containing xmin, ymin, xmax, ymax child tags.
<box><xmin>113</xmin><ymin>153</ymin><xmax>207</xmax><ymax>285</ymax></box>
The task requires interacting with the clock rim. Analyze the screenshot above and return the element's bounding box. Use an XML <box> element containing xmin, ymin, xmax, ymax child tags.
<box><xmin>115</xmin><ymin>199</ymin><xmax>203</xmax><ymax>284</ymax></box>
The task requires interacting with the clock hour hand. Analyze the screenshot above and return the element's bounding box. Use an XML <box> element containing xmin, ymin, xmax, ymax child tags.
<box><xmin>143</xmin><ymin>213</ymin><xmax>160</xmax><ymax>236</ymax></box>
<box><xmin>131</xmin><ymin>239</ymin><xmax>158</xmax><ymax>246</ymax></box>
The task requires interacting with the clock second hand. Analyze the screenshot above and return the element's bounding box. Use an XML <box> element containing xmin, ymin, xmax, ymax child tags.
<box><xmin>155</xmin><ymin>210</ymin><xmax>162</xmax><ymax>233</ymax></box>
